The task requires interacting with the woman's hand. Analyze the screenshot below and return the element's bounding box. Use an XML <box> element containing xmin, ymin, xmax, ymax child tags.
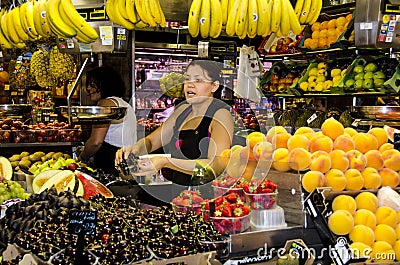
<box><xmin>133</xmin><ymin>156</ymin><xmax>167</xmax><ymax>176</ymax></box>
<box><xmin>115</xmin><ymin>145</ymin><xmax>136</xmax><ymax>165</ymax></box>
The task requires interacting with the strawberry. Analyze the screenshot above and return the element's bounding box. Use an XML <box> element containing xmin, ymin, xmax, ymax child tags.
<box><xmin>233</xmin><ymin>218</ymin><xmax>242</xmax><ymax>232</ymax></box>
<box><xmin>241</xmin><ymin>205</ymin><xmax>251</xmax><ymax>216</ymax></box>
<box><xmin>214</xmin><ymin>196</ymin><xmax>224</xmax><ymax>206</ymax></box>
<box><xmin>225</xmin><ymin>193</ymin><xmax>239</xmax><ymax>203</ymax></box>
<box><xmin>233</xmin><ymin>207</ymin><xmax>243</xmax><ymax>217</ymax></box>
<box><xmin>221</xmin><ymin>205</ymin><xmax>232</xmax><ymax>217</ymax></box>
<box><xmin>191</xmin><ymin>193</ymin><xmax>204</xmax><ymax>204</ymax></box>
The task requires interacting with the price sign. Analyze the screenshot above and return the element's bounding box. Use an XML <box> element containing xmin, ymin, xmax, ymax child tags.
<box><xmin>69</xmin><ymin>211</ymin><xmax>97</xmax><ymax>235</ymax></box>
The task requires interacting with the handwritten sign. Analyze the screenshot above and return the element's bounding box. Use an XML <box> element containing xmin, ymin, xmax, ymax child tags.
<box><xmin>69</xmin><ymin>211</ymin><xmax>97</xmax><ymax>235</ymax></box>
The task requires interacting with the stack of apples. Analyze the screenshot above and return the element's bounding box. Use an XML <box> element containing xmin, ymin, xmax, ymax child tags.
<box><xmin>344</xmin><ymin>62</ymin><xmax>386</xmax><ymax>91</ymax></box>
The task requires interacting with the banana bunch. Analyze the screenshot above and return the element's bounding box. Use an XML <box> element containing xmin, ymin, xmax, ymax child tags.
<box><xmin>188</xmin><ymin>0</ymin><xmax>303</xmax><ymax>39</ymax></box>
<box><xmin>188</xmin><ymin>0</ymin><xmax>223</xmax><ymax>38</ymax></box>
<box><xmin>45</xmin><ymin>0</ymin><xmax>99</xmax><ymax>43</ymax></box>
<box><xmin>49</xmin><ymin>46</ymin><xmax>76</xmax><ymax>81</ymax></box>
<box><xmin>294</xmin><ymin>0</ymin><xmax>323</xmax><ymax>25</ymax></box>
<box><xmin>159</xmin><ymin>72</ymin><xmax>185</xmax><ymax>98</ymax></box>
<box><xmin>30</xmin><ymin>48</ymin><xmax>57</xmax><ymax>88</ymax></box>
<box><xmin>0</xmin><ymin>7</ymin><xmax>29</xmax><ymax>50</ymax></box>
<box><xmin>105</xmin><ymin>0</ymin><xmax>166</xmax><ymax>30</ymax></box>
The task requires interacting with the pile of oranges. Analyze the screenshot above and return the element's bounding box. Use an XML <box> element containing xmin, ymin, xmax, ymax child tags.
<box><xmin>303</xmin><ymin>14</ymin><xmax>353</xmax><ymax>50</ymax></box>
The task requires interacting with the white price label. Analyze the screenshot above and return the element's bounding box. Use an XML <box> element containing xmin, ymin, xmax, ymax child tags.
<box><xmin>307</xmin><ymin>113</ymin><xmax>318</xmax><ymax>124</ymax></box>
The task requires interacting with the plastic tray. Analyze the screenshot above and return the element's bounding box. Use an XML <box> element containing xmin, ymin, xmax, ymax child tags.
<box><xmin>211</xmin><ymin>213</ymin><xmax>251</xmax><ymax>235</ymax></box>
<box><xmin>250</xmin><ymin>205</ymin><xmax>286</xmax><ymax>228</ymax></box>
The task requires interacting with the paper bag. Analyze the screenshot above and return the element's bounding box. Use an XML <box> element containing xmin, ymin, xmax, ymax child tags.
<box><xmin>235</xmin><ymin>45</ymin><xmax>263</xmax><ymax>103</ymax></box>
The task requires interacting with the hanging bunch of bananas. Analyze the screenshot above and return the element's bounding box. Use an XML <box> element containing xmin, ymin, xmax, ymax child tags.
<box><xmin>294</xmin><ymin>0</ymin><xmax>323</xmax><ymax>25</ymax></box>
<box><xmin>159</xmin><ymin>72</ymin><xmax>186</xmax><ymax>98</ymax></box>
<box><xmin>105</xmin><ymin>0</ymin><xmax>166</xmax><ymax>30</ymax></box>
<box><xmin>188</xmin><ymin>0</ymin><xmax>304</xmax><ymax>39</ymax></box>
<box><xmin>30</xmin><ymin>48</ymin><xmax>57</xmax><ymax>88</ymax></box>
<box><xmin>49</xmin><ymin>46</ymin><xmax>76</xmax><ymax>81</ymax></box>
<box><xmin>8</xmin><ymin>60</ymin><xmax>37</xmax><ymax>90</ymax></box>
<box><xmin>0</xmin><ymin>7</ymin><xmax>29</xmax><ymax>50</ymax></box>
<box><xmin>45</xmin><ymin>0</ymin><xmax>99</xmax><ymax>43</ymax></box>
<box><xmin>188</xmin><ymin>0</ymin><xmax>222</xmax><ymax>38</ymax></box>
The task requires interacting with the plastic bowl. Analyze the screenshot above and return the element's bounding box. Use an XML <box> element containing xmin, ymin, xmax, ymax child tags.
<box><xmin>211</xmin><ymin>214</ymin><xmax>251</xmax><ymax>235</ymax></box>
<box><xmin>198</xmin><ymin>237</ymin><xmax>231</xmax><ymax>259</ymax></box>
<box><xmin>171</xmin><ymin>203</ymin><xmax>203</xmax><ymax>215</ymax></box>
<box><xmin>212</xmin><ymin>185</ymin><xmax>245</xmax><ymax>201</ymax></box>
<box><xmin>245</xmin><ymin>191</ymin><xmax>278</xmax><ymax>210</ymax></box>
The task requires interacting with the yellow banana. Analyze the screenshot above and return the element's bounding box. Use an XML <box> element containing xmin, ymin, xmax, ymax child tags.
<box><xmin>209</xmin><ymin>0</ymin><xmax>222</xmax><ymax>38</ymax></box>
<box><xmin>135</xmin><ymin>20</ymin><xmax>148</xmax><ymax>28</ymax></box>
<box><xmin>155</xmin><ymin>0</ymin><xmax>166</xmax><ymax>27</ymax></box>
<box><xmin>235</xmin><ymin>0</ymin><xmax>248</xmax><ymax>36</ymax></box>
<box><xmin>299</xmin><ymin>0</ymin><xmax>311</xmax><ymax>24</ymax></box>
<box><xmin>294</xmin><ymin>0</ymin><xmax>304</xmax><ymax>19</ymax></box>
<box><xmin>47</xmin><ymin>0</ymin><xmax>77</xmax><ymax>38</ymax></box>
<box><xmin>270</xmin><ymin>0</ymin><xmax>281</xmax><ymax>33</ymax></box>
<box><xmin>199</xmin><ymin>0</ymin><xmax>211</xmax><ymax>38</ymax></box>
<box><xmin>307</xmin><ymin>0</ymin><xmax>322</xmax><ymax>24</ymax></box>
<box><xmin>0</xmin><ymin>10</ymin><xmax>13</xmax><ymax>49</ymax></box>
<box><xmin>257</xmin><ymin>0</ymin><xmax>270</xmax><ymax>36</ymax></box>
<box><xmin>117</xmin><ymin>0</ymin><xmax>129</xmax><ymax>19</ymax></box>
<box><xmin>13</xmin><ymin>6</ymin><xmax>31</xmax><ymax>42</ymax></box>
<box><xmin>221</xmin><ymin>0</ymin><xmax>228</xmax><ymax>27</ymax></box>
<box><xmin>19</xmin><ymin>3</ymin><xmax>34</xmax><ymax>40</ymax></box>
<box><xmin>74</xmin><ymin>30</ymin><xmax>94</xmax><ymax>43</ymax></box>
<box><xmin>188</xmin><ymin>0</ymin><xmax>202</xmax><ymax>37</ymax></box>
<box><xmin>143</xmin><ymin>0</ymin><xmax>157</xmax><ymax>27</ymax></box>
<box><xmin>60</xmin><ymin>0</ymin><xmax>98</xmax><ymax>40</ymax></box>
<box><xmin>280</xmin><ymin>0</ymin><xmax>290</xmax><ymax>36</ymax></box>
<box><xmin>38</xmin><ymin>0</ymin><xmax>53</xmax><ymax>37</ymax></box>
<box><xmin>125</xmin><ymin>0</ymin><xmax>140</xmax><ymax>23</ymax></box>
<box><xmin>112</xmin><ymin>0</ymin><xmax>136</xmax><ymax>29</ymax></box>
<box><xmin>149</xmin><ymin>0</ymin><xmax>162</xmax><ymax>24</ymax></box>
<box><xmin>33</xmin><ymin>0</ymin><xmax>46</xmax><ymax>37</ymax></box>
<box><xmin>248</xmin><ymin>0</ymin><xmax>258</xmax><ymax>38</ymax></box>
<box><xmin>135</xmin><ymin>0</ymin><xmax>154</xmax><ymax>26</ymax></box>
<box><xmin>25</xmin><ymin>1</ymin><xmax>39</xmax><ymax>36</ymax></box>
<box><xmin>239</xmin><ymin>15</ymin><xmax>248</xmax><ymax>39</ymax></box>
<box><xmin>228</xmin><ymin>0</ymin><xmax>234</xmax><ymax>13</ymax></box>
<box><xmin>287</xmin><ymin>0</ymin><xmax>302</xmax><ymax>34</ymax></box>
<box><xmin>225</xmin><ymin>0</ymin><xmax>241</xmax><ymax>36</ymax></box>
<box><xmin>7</xmin><ymin>9</ymin><xmax>22</xmax><ymax>44</ymax></box>
<box><xmin>1</xmin><ymin>11</ymin><xmax>13</xmax><ymax>44</ymax></box>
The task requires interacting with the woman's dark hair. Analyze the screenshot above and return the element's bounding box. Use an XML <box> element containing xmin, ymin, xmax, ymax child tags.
<box><xmin>85</xmin><ymin>66</ymin><xmax>125</xmax><ymax>98</ymax></box>
<box><xmin>187</xmin><ymin>60</ymin><xmax>223</xmax><ymax>99</ymax></box>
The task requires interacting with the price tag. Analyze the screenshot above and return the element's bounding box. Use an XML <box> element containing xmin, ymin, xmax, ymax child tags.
<box><xmin>69</xmin><ymin>210</ymin><xmax>97</xmax><ymax>235</ymax></box>
<box><xmin>307</xmin><ymin>113</ymin><xmax>318</xmax><ymax>125</ymax></box>
<box><xmin>352</xmin><ymin>119</ymin><xmax>361</xmax><ymax>127</ymax></box>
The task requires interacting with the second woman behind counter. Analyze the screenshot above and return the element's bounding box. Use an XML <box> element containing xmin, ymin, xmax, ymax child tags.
<box><xmin>78</xmin><ymin>66</ymin><xmax>137</xmax><ymax>175</ymax></box>
<box><xmin>115</xmin><ymin>60</ymin><xmax>234</xmax><ymax>186</ymax></box>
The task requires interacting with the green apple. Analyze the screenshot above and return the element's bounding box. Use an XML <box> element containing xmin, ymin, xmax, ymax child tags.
<box><xmin>345</xmin><ymin>79</ymin><xmax>355</xmax><ymax>88</ymax></box>
<box><xmin>373</xmin><ymin>71</ymin><xmax>386</xmax><ymax>80</ymax></box>
<box><xmin>364</xmin><ymin>62</ymin><xmax>378</xmax><ymax>73</ymax></box>
<box><xmin>374</xmin><ymin>78</ymin><xmax>385</xmax><ymax>87</ymax></box>
<box><xmin>364</xmin><ymin>71</ymin><xmax>374</xmax><ymax>79</ymax></box>
<box><xmin>354</xmin><ymin>73</ymin><xmax>364</xmax><ymax>80</ymax></box>
<box><xmin>354</xmin><ymin>79</ymin><xmax>364</xmax><ymax>90</ymax></box>
<box><xmin>353</xmin><ymin>65</ymin><xmax>365</xmax><ymax>74</ymax></box>
<box><xmin>362</xmin><ymin>78</ymin><xmax>374</xmax><ymax>90</ymax></box>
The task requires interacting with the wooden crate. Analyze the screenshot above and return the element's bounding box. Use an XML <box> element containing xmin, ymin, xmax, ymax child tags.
<box><xmin>267</xmin><ymin>170</ymin><xmax>305</xmax><ymax>226</ymax></box>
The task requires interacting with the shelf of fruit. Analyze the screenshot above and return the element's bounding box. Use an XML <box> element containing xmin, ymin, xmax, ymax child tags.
<box><xmin>0</xmin><ymin>119</ymin><xmax>83</xmax><ymax>144</ymax></box>
<box><xmin>260</xmin><ymin>55</ymin><xmax>400</xmax><ymax>96</ymax></box>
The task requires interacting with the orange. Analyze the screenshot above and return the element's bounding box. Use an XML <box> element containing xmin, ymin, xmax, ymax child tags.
<box><xmin>320</xmin><ymin>21</ymin><xmax>329</xmax><ymax>30</ymax></box>
<box><xmin>327</xmin><ymin>19</ymin><xmax>337</xmax><ymax>29</ymax></box>
<box><xmin>311</xmin><ymin>22</ymin><xmax>321</xmax><ymax>32</ymax></box>
<box><xmin>312</xmin><ymin>30</ymin><xmax>321</xmax><ymax>40</ymax></box>
<box><xmin>336</xmin><ymin>16</ymin><xmax>347</xmax><ymax>27</ymax></box>
<box><xmin>319</xmin><ymin>29</ymin><xmax>328</xmax><ymax>38</ymax></box>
